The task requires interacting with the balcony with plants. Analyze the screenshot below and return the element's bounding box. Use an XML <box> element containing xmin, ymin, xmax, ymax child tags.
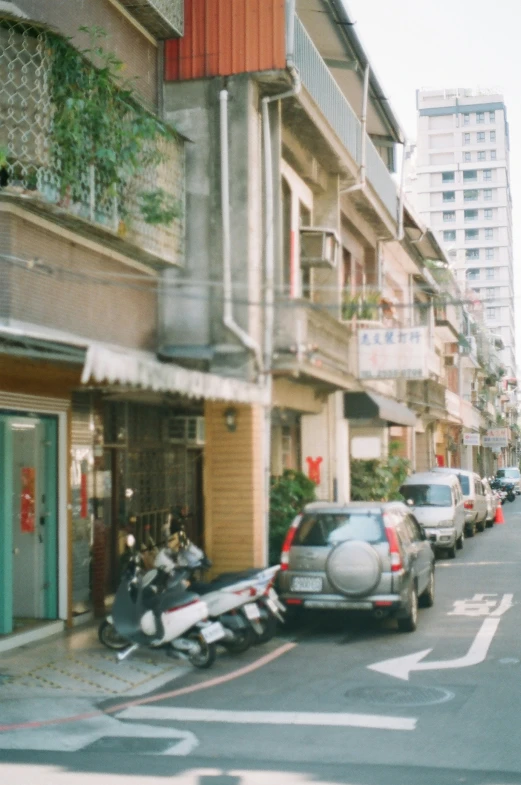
<box><xmin>0</xmin><ymin>19</ymin><xmax>184</xmax><ymax>265</ymax></box>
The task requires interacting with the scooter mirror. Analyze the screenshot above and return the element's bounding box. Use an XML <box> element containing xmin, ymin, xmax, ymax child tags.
<box><xmin>126</xmin><ymin>534</ymin><xmax>136</xmax><ymax>548</ymax></box>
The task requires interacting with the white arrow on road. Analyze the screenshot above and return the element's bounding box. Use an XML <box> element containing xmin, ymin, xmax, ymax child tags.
<box><xmin>368</xmin><ymin>616</ymin><xmax>501</xmax><ymax>681</ymax></box>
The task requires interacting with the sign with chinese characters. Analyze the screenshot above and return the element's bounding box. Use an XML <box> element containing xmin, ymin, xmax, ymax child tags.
<box><xmin>357</xmin><ymin>327</ymin><xmax>428</xmax><ymax>380</ymax></box>
<box><xmin>483</xmin><ymin>428</ymin><xmax>509</xmax><ymax>448</ymax></box>
<box><xmin>463</xmin><ymin>432</ymin><xmax>480</xmax><ymax>447</ymax></box>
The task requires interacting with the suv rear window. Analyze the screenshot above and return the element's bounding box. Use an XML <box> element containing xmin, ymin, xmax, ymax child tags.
<box><xmin>295</xmin><ymin>513</ymin><xmax>384</xmax><ymax>547</ymax></box>
<box><xmin>497</xmin><ymin>469</ymin><xmax>520</xmax><ymax>479</ymax></box>
<box><xmin>400</xmin><ymin>484</ymin><xmax>452</xmax><ymax>507</ymax></box>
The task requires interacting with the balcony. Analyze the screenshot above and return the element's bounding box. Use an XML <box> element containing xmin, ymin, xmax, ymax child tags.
<box><xmin>460</xmin><ymin>398</ymin><xmax>482</xmax><ymax>431</ymax></box>
<box><xmin>293</xmin><ymin>17</ymin><xmax>398</xmax><ymax>223</ymax></box>
<box><xmin>435</xmin><ymin>301</ymin><xmax>462</xmax><ymax>343</ymax></box>
<box><xmin>406</xmin><ymin>379</ymin><xmax>447</xmax><ymax>416</ymax></box>
<box><xmin>118</xmin><ymin>0</ymin><xmax>184</xmax><ymax>38</ymax></box>
<box><xmin>273</xmin><ymin>300</ymin><xmax>353</xmax><ymax>389</ymax></box>
<box><xmin>0</xmin><ymin>20</ymin><xmax>184</xmax><ymax>266</ymax></box>
<box><xmin>445</xmin><ymin>390</ymin><xmax>462</xmax><ymax>422</ymax></box>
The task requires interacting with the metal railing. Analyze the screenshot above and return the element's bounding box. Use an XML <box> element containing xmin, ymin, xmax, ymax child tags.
<box><xmin>293</xmin><ymin>16</ymin><xmax>398</xmax><ymax>222</ymax></box>
<box><xmin>0</xmin><ymin>21</ymin><xmax>184</xmax><ymax>264</ymax></box>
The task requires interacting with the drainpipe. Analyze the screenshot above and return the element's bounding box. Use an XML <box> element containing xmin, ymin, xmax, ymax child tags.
<box><xmin>340</xmin><ymin>64</ymin><xmax>370</xmax><ymax>194</ymax></box>
<box><xmin>261</xmin><ymin>63</ymin><xmax>301</xmax><ymax>565</ymax></box>
<box><xmin>396</xmin><ymin>141</ymin><xmax>406</xmax><ymax>241</ymax></box>
<box><xmin>220</xmin><ymin>89</ymin><xmax>263</xmax><ymax>373</ymax></box>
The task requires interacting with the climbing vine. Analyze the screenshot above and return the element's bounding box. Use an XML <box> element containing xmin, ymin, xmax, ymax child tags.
<box><xmin>47</xmin><ymin>26</ymin><xmax>180</xmax><ymax>226</ymax></box>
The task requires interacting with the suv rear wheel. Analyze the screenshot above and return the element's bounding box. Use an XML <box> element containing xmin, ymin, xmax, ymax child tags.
<box><xmin>397</xmin><ymin>586</ymin><xmax>418</xmax><ymax>633</ymax></box>
<box><xmin>419</xmin><ymin>571</ymin><xmax>435</xmax><ymax>608</ymax></box>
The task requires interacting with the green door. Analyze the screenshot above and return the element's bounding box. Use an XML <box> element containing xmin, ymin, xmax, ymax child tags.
<box><xmin>0</xmin><ymin>414</ymin><xmax>58</xmax><ymax>635</ymax></box>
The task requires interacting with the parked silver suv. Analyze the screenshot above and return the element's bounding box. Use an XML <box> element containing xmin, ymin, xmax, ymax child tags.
<box><xmin>278</xmin><ymin>501</ymin><xmax>435</xmax><ymax>632</ymax></box>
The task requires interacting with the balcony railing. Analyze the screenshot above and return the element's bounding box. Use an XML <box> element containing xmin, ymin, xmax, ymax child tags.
<box><xmin>406</xmin><ymin>379</ymin><xmax>447</xmax><ymax>412</ymax></box>
<box><xmin>293</xmin><ymin>17</ymin><xmax>398</xmax><ymax>222</ymax></box>
<box><xmin>118</xmin><ymin>0</ymin><xmax>184</xmax><ymax>38</ymax></box>
<box><xmin>435</xmin><ymin>301</ymin><xmax>462</xmax><ymax>340</ymax></box>
<box><xmin>273</xmin><ymin>299</ymin><xmax>353</xmax><ymax>383</ymax></box>
<box><xmin>0</xmin><ymin>21</ymin><xmax>184</xmax><ymax>265</ymax></box>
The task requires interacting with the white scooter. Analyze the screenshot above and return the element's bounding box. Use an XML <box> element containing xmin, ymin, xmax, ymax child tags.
<box><xmin>112</xmin><ymin>536</ymin><xmax>225</xmax><ymax>669</ymax></box>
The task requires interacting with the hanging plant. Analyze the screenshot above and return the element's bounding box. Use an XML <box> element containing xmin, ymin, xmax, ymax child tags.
<box><xmin>46</xmin><ymin>25</ymin><xmax>180</xmax><ymax>227</ymax></box>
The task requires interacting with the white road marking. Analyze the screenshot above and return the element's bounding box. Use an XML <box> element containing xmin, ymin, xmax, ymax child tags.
<box><xmin>117</xmin><ymin>705</ymin><xmax>417</xmax><ymax>731</ymax></box>
<box><xmin>437</xmin><ymin>561</ymin><xmax>520</xmax><ymax>567</ymax></box>
<box><xmin>368</xmin><ymin>616</ymin><xmax>501</xmax><ymax>681</ymax></box>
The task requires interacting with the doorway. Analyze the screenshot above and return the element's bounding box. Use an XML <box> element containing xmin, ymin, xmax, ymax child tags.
<box><xmin>0</xmin><ymin>414</ymin><xmax>58</xmax><ymax>635</ymax></box>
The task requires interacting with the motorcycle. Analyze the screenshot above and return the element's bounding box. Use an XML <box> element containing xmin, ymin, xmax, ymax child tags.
<box><xmin>111</xmin><ymin>535</ymin><xmax>226</xmax><ymax>668</ymax></box>
<box><xmin>503</xmin><ymin>481</ymin><xmax>516</xmax><ymax>503</ymax></box>
<box><xmin>491</xmin><ymin>477</ymin><xmax>515</xmax><ymax>503</ymax></box>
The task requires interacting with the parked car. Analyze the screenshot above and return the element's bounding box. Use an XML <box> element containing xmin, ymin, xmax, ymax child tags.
<box><xmin>399</xmin><ymin>472</ymin><xmax>465</xmax><ymax>558</ymax></box>
<box><xmin>495</xmin><ymin>467</ymin><xmax>521</xmax><ymax>495</ymax></box>
<box><xmin>278</xmin><ymin>501</ymin><xmax>435</xmax><ymax>633</ymax></box>
<box><xmin>430</xmin><ymin>468</ymin><xmax>488</xmax><ymax>536</ymax></box>
<box><xmin>482</xmin><ymin>478</ymin><xmax>499</xmax><ymax>526</ymax></box>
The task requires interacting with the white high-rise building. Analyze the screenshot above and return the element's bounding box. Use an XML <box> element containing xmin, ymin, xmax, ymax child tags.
<box><xmin>407</xmin><ymin>87</ymin><xmax>516</xmax><ymax>375</ymax></box>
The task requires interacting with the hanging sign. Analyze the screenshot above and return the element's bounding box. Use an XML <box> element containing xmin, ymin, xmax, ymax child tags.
<box><xmin>20</xmin><ymin>467</ymin><xmax>36</xmax><ymax>533</ymax></box>
<box><xmin>463</xmin><ymin>432</ymin><xmax>480</xmax><ymax>447</ymax></box>
<box><xmin>483</xmin><ymin>428</ymin><xmax>509</xmax><ymax>448</ymax></box>
<box><xmin>358</xmin><ymin>327</ymin><xmax>429</xmax><ymax>380</ymax></box>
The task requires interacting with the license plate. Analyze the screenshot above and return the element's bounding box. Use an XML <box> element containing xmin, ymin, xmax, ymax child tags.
<box><xmin>201</xmin><ymin>622</ymin><xmax>225</xmax><ymax>644</ymax></box>
<box><xmin>243</xmin><ymin>603</ymin><xmax>261</xmax><ymax>620</ymax></box>
<box><xmin>291</xmin><ymin>576</ymin><xmax>322</xmax><ymax>592</ymax></box>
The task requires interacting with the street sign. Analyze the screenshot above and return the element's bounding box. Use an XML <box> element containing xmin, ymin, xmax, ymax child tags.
<box><xmin>358</xmin><ymin>327</ymin><xmax>428</xmax><ymax>380</ymax></box>
<box><xmin>483</xmin><ymin>428</ymin><xmax>509</xmax><ymax>448</ymax></box>
<box><xmin>463</xmin><ymin>432</ymin><xmax>480</xmax><ymax>447</ymax></box>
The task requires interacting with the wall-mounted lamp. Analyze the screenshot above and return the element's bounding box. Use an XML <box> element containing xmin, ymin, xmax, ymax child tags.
<box><xmin>224</xmin><ymin>407</ymin><xmax>237</xmax><ymax>433</ymax></box>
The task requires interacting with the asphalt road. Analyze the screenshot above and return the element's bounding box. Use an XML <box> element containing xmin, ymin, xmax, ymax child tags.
<box><xmin>2</xmin><ymin>501</ymin><xmax>521</xmax><ymax>784</ymax></box>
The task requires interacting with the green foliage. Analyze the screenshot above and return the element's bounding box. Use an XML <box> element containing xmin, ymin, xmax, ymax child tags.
<box><xmin>342</xmin><ymin>290</ymin><xmax>381</xmax><ymax>321</ymax></box>
<box><xmin>350</xmin><ymin>442</ymin><xmax>410</xmax><ymax>502</ymax></box>
<box><xmin>47</xmin><ymin>26</ymin><xmax>179</xmax><ymax>226</ymax></box>
<box><xmin>269</xmin><ymin>470</ymin><xmax>316</xmax><ymax>565</ymax></box>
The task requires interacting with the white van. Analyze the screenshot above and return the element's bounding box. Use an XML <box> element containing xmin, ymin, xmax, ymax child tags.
<box><xmin>430</xmin><ymin>468</ymin><xmax>488</xmax><ymax>536</ymax></box>
<box><xmin>399</xmin><ymin>472</ymin><xmax>465</xmax><ymax>558</ymax></box>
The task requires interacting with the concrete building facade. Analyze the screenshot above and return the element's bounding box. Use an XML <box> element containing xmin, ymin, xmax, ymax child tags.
<box><xmin>407</xmin><ymin>88</ymin><xmax>516</xmax><ymax>376</ymax></box>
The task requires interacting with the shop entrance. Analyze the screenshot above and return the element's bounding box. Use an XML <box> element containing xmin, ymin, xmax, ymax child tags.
<box><xmin>0</xmin><ymin>414</ymin><xmax>58</xmax><ymax>635</ymax></box>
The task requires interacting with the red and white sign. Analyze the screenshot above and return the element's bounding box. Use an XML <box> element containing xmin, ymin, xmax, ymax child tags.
<box><xmin>463</xmin><ymin>433</ymin><xmax>480</xmax><ymax>447</ymax></box>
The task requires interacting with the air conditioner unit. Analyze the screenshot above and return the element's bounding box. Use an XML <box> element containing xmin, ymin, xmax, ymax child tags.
<box><xmin>165</xmin><ymin>416</ymin><xmax>205</xmax><ymax>445</ymax></box>
<box><xmin>444</xmin><ymin>356</ymin><xmax>455</xmax><ymax>367</ymax></box>
<box><xmin>300</xmin><ymin>227</ymin><xmax>340</xmax><ymax>269</ymax></box>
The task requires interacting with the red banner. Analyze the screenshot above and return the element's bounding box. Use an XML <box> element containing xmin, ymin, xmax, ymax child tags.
<box><xmin>20</xmin><ymin>467</ymin><xmax>36</xmax><ymax>533</ymax></box>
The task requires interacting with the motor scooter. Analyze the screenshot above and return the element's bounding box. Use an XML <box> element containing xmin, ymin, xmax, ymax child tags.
<box><xmin>111</xmin><ymin>536</ymin><xmax>225</xmax><ymax>668</ymax></box>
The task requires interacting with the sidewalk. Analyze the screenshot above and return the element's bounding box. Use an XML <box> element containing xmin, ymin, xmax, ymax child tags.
<box><xmin>0</xmin><ymin>623</ymin><xmax>188</xmax><ymax>699</ymax></box>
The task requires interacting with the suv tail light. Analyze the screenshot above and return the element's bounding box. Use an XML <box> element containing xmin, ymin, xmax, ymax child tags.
<box><xmin>464</xmin><ymin>500</ymin><xmax>474</xmax><ymax>510</ymax></box>
<box><xmin>384</xmin><ymin>525</ymin><xmax>403</xmax><ymax>573</ymax></box>
<box><xmin>280</xmin><ymin>516</ymin><xmax>301</xmax><ymax>571</ymax></box>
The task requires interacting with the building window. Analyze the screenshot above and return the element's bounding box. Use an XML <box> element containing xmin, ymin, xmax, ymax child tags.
<box><xmin>486</xmin><ymin>287</ymin><xmax>496</xmax><ymax>298</ymax></box>
<box><xmin>463</xmin><ymin>133</ymin><xmax>471</xmax><ymax>145</ymax></box>
<box><xmin>483</xmin><ymin>169</ymin><xmax>492</xmax><ymax>181</ymax></box>
<box><xmin>485</xmin><ymin>228</ymin><xmax>494</xmax><ymax>239</ymax></box>
<box><xmin>442</xmin><ymin>171</ymin><xmax>455</xmax><ymax>182</ymax></box>
<box><xmin>484</xmin><ymin>189</ymin><xmax>493</xmax><ymax>201</ymax></box>
<box><xmin>490</xmin><ymin>130</ymin><xmax>496</xmax><ymax>142</ymax></box>
<box><xmin>443</xmin><ymin>230</ymin><xmax>456</xmax><ymax>241</ymax></box>
<box><xmin>486</xmin><ymin>307</ymin><xmax>497</xmax><ymax>320</ymax></box>
<box><xmin>477</xmin><ymin>151</ymin><xmax>486</xmax><ymax>161</ymax></box>
<box><xmin>476</xmin><ymin>112</ymin><xmax>485</xmax><ymax>124</ymax></box>
<box><xmin>463</xmin><ymin>113</ymin><xmax>470</xmax><ymax>125</ymax></box>
<box><xmin>484</xmin><ymin>208</ymin><xmax>493</xmax><ymax>219</ymax></box>
<box><xmin>485</xmin><ymin>247</ymin><xmax>495</xmax><ymax>260</ymax></box>
<box><xmin>489</xmin><ymin>111</ymin><xmax>495</xmax><ymax>122</ymax></box>
<box><xmin>466</xmin><ymin>248</ymin><xmax>480</xmax><ymax>260</ymax></box>
<box><xmin>448</xmin><ymin>249</ymin><xmax>457</xmax><ymax>259</ymax></box>
<box><xmin>477</xmin><ymin>132</ymin><xmax>486</xmax><ymax>142</ymax></box>
<box><xmin>486</xmin><ymin>267</ymin><xmax>496</xmax><ymax>280</ymax></box>
<box><xmin>490</xmin><ymin>150</ymin><xmax>497</xmax><ymax>160</ymax></box>
<box><xmin>465</xmin><ymin>229</ymin><xmax>479</xmax><ymax>240</ymax></box>
<box><xmin>464</xmin><ymin>209</ymin><xmax>478</xmax><ymax>221</ymax></box>
<box><xmin>463</xmin><ymin>170</ymin><xmax>477</xmax><ymax>181</ymax></box>
<box><xmin>467</xmin><ymin>268</ymin><xmax>480</xmax><ymax>280</ymax></box>
<box><xmin>443</xmin><ymin>211</ymin><xmax>456</xmax><ymax>222</ymax></box>
<box><xmin>463</xmin><ymin>151</ymin><xmax>472</xmax><ymax>162</ymax></box>
<box><xmin>464</xmin><ymin>189</ymin><xmax>478</xmax><ymax>201</ymax></box>
<box><xmin>443</xmin><ymin>191</ymin><xmax>455</xmax><ymax>202</ymax></box>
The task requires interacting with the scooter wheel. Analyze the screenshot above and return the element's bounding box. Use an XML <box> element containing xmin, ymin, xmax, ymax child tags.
<box><xmin>221</xmin><ymin>624</ymin><xmax>254</xmax><ymax>654</ymax></box>
<box><xmin>187</xmin><ymin>633</ymin><xmax>217</xmax><ymax>669</ymax></box>
<box><xmin>255</xmin><ymin>609</ymin><xmax>278</xmax><ymax>644</ymax></box>
<box><xmin>98</xmin><ymin>620</ymin><xmax>129</xmax><ymax>651</ymax></box>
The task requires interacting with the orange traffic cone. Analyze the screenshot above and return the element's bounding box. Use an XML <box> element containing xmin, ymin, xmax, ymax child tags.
<box><xmin>495</xmin><ymin>504</ymin><xmax>505</xmax><ymax>524</ymax></box>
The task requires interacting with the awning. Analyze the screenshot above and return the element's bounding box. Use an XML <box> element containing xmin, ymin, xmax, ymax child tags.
<box><xmin>344</xmin><ymin>391</ymin><xmax>417</xmax><ymax>427</ymax></box>
<box><xmin>82</xmin><ymin>344</ymin><xmax>270</xmax><ymax>406</ymax></box>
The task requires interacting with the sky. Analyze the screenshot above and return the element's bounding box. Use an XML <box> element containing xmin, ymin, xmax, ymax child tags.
<box><xmin>344</xmin><ymin>0</ymin><xmax>521</xmax><ymax>368</ymax></box>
